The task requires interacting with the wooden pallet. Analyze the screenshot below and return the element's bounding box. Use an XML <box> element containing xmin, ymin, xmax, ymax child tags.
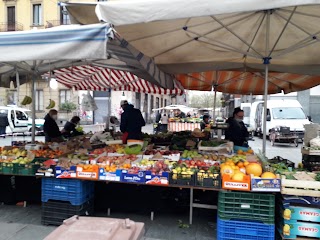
<box><xmin>281</xmin><ymin>175</ymin><xmax>320</xmax><ymax>197</ymax></box>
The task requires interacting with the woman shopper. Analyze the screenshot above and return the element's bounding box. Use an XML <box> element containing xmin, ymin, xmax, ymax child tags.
<box><xmin>61</xmin><ymin>116</ymin><xmax>82</xmax><ymax>138</ymax></box>
<box><xmin>160</xmin><ymin>113</ymin><xmax>169</xmax><ymax>132</ymax></box>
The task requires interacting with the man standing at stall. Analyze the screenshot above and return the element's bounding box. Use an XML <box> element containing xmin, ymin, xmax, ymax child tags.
<box><xmin>43</xmin><ymin>109</ymin><xmax>63</xmax><ymax>143</ymax></box>
<box><xmin>120</xmin><ymin>100</ymin><xmax>145</xmax><ymax>143</ymax></box>
<box><xmin>225</xmin><ymin>107</ymin><xmax>249</xmax><ymax>147</ymax></box>
<box><xmin>0</xmin><ymin>110</ymin><xmax>9</xmax><ymax>138</ymax></box>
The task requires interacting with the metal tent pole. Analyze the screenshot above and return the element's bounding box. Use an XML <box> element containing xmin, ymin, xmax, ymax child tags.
<box><xmin>262</xmin><ymin>60</ymin><xmax>269</xmax><ymax>154</ymax></box>
<box><xmin>31</xmin><ymin>73</ymin><xmax>36</xmax><ymax>143</ymax></box>
<box><xmin>213</xmin><ymin>89</ymin><xmax>217</xmax><ymax>119</ymax></box>
<box><xmin>262</xmin><ymin>11</ymin><xmax>271</xmax><ymax>154</ymax></box>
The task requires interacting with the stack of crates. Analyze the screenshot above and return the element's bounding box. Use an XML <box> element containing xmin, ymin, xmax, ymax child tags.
<box><xmin>217</xmin><ymin>191</ymin><xmax>275</xmax><ymax>240</ymax></box>
<box><xmin>276</xmin><ymin>195</ymin><xmax>320</xmax><ymax>239</ymax></box>
<box><xmin>41</xmin><ymin>178</ymin><xmax>95</xmax><ymax>226</ymax></box>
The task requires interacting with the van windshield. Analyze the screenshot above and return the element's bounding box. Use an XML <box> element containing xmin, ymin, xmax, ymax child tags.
<box><xmin>272</xmin><ymin>107</ymin><xmax>306</xmax><ymax>119</ymax></box>
<box><xmin>242</xmin><ymin>107</ymin><xmax>250</xmax><ymax>117</ymax></box>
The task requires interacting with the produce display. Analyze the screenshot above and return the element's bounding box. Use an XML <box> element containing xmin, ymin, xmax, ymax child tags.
<box><xmin>31</xmin><ymin>149</ymin><xmax>65</xmax><ymax>159</ymax></box>
<box><xmin>0</xmin><ymin>128</ymin><xmax>318</xmax><ymax>196</ymax></box>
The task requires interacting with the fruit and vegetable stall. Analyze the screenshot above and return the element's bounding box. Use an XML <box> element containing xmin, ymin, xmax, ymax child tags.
<box><xmin>0</xmin><ymin>128</ymin><xmax>319</xmax><ymax>240</ymax></box>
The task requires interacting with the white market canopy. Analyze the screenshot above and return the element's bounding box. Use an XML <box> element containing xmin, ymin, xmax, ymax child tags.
<box><xmin>0</xmin><ymin>23</ymin><xmax>175</xmax><ymax>90</ymax></box>
<box><xmin>64</xmin><ymin>0</ymin><xmax>320</xmax><ymax>75</ymax></box>
<box><xmin>152</xmin><ymin>105</ymin><xmax>197</xmax><ymax>113</ymax></box>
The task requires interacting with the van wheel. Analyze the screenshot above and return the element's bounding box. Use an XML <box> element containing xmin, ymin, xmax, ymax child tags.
<box><xmin>29</xmin><ymin>127</ymin><xmax>40</xmax><ymax>132</ymax></box>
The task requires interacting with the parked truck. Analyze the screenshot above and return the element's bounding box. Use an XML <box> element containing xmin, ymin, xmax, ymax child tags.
<box><xmin>252</xmin><ymin>100</ymin><xmax>310</xmax><ymax>140</ymax></box>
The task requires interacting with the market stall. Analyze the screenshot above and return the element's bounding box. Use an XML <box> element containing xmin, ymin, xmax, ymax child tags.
<box><xmin>0</xmin><ymin>123</ymin><xmax>319</xmax><ymax>240</ymax></box>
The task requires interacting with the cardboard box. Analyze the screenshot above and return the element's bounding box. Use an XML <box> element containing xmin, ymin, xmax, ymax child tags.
<box><xmin>145</xmin><ymin>171</ymin><xmax>169</xmax><ymax>185</ymax></box>
<box><xmin>251</xmin><ymin>177</ymin><xmax>281</xmax><ymax>192</ymax></box>
<box><xmin>120</xmin><ymin>170</ymin><xmax>145</xmax><ymax>183</ymax></box>
<box><xmin>283</xmin><ymin>206</ymin><xmax>320</xmax><ymax>223</ymax></box>
<box><xmin>98</xmin><ymin>168</ymin><xmax>121</xmax><ymax>181</ymax></box>
<box><xmin>55</xmin><ymin>166</ymin><xmax>77</xmax><ymax>178</ymax></box>
<box><xmin>282</xmin><ymin>195</ymin><xmax>320</xmax><ymax>207</ymax></box>
<box><xmin>301</xmin><ymin>147</ymin><xmax>320</xmax><ymax>156</ymax></box>
<box><xmin>76</xmin><ymin>165</ymin><xmax>99</xmax><ymax>180</ymax></box>
<box><xmin>281</xmin><ymin>220</ymin><xmax>320</xmax><ymax>239</ymax></box>
<box><xmin>222</xmin><ymin>174</ymin><xmax>250</xmax><ymax>191</ymax></box>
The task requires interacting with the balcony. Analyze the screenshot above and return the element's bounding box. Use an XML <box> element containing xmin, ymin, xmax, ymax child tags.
<box><xmin>0</xmin><ymin>22</ymin><xmax>23</xmax><ymax>32</ymax></box>
<box><xmin>45</xmin><ymin>20</ymin><xmax>71</xmax><ymax>28</ymax></box>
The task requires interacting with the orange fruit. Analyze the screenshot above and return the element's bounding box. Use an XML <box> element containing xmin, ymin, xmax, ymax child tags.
<box><xmin>237</xmin><ymin>162</ymin><xmax>244</xmax><ymax>168</ymax></box>
<box><xmin>247</xmin><ymin>149</ymin><xmax>254</xmax><ymax>154</ymax></box>
<box><xmin>237</xmin><ymin>149</ymin><xmax>244</xmax><ymax>155</ymax></box>
<box><xmin>243</xmin><ymin>161</ymin><xmax>249</xmax><ymax>167</ymax></box>
<box><xmin>246</xmin><ymin>163</ymin><xmax>263</xmax><ymax>177</ymax></box>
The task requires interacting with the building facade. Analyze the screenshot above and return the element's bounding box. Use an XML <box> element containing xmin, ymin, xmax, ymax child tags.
<box><xmin>0</xmin><ymin>0</ymin><xmax>188</xmax><ymax>125</ymax></box>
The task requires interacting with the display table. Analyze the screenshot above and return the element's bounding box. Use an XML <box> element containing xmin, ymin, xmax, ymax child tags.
<box><xmin>168</xmin><ymin>122</ymin><xmax>201</xmax><ymax>132</ymax></box>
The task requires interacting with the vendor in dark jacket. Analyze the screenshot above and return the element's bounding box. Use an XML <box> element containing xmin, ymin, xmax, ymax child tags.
<box><xmin>225</xmin><ymin>107</ymin><xmax>249</xmax><ymax>147</ymax></box>
<box><xmin>61</xmin><ymin>116</ymin><xmax>81</xmax><ymax>138</ymax></box>
<box><xmin>43</xmin><ymin>109</ymin><xmax>63</xmax><ymax>143</ymax></box>
<box><xmin>120</xmin><ymin>100</ymin><xmax>146</xmax><ymax>143</ymax></box>
<box><xmin>0</xmin><ymin>110</ymin><xmax>9</xmax><ymax>138</ymax></box>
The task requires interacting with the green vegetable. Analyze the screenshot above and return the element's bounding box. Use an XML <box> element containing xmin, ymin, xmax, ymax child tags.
<box><xmin>316</xmin><ymin>173</ymin><xmax>320</xmax><ymax>181</ymax></box>
<box><xmin>124</xmin><ymin>144</ymin><xmax>142</xmax><ymax>155</ymax></box>
<box><xmin>201</xmin><ymin>140</ymin><xmax>226</xmax><ymax>147</ymax></box>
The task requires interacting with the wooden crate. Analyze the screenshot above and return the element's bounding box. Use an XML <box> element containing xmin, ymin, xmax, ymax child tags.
<box><xmin>281</xmin><ymin>175</ymin><xmax>320</xmax><ymax>197</ymax></box>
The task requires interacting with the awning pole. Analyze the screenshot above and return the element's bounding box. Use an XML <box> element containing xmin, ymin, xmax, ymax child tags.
<box><xmin>16</xmin><ymin>71</ymin><xmax>20</xmax><ymax>106</ymax></box>
<box><xmin>262</xmin><ymin>61</ymin><xmax>269</xmax><ymax>154</ymax></box>
<box><xmin>262</xmin><ymin>10</ymin><xmax>271</xmax><ymax>155</ymax></box>
<box><xmin>31</xmin><ymin>72</ymin><xmax>36</xmax><ymax>143</ymax></box>
<box><xmin>213</xmin><ymin>89</ymin><xmax>217</xmax><ymax>120</ymax></box>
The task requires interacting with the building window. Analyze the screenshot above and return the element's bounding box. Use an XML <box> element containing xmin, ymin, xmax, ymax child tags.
<box><xmin>35</xmin><ymin>90</ymin><xmax>43</xmax><ymax>111</ymax></box>
<box><xmin>164</xmin><ymin>99</ymin><xmax>167</xmax><ymax>107</ymax></box>
<box><xmin>60</xmin><ymin>6</ymin><xmax>70</xmax><ymax>25</ymax></box>
<box><xmin>7</xmin><ymin>90</ymin><xmax>17</xmax><ymax>105</ymax></box>
<box><xmin>59</xmin><ymin>90</ymin><xmax>71</xmax><ymax>105</ymax></box>
<box><xmin>135</xmin><ymin>92</ymin><xmax>141</xmax><ymax>110</ymax></box>
<box><xmin>33</xmin><ymin>4</ymin><xmax>42</xmax><ymax>26</ymax></box>
<box><xmin>156</xmin><ymin>97</ymin><xmax>160</xmax><ymax>109</ymax></box>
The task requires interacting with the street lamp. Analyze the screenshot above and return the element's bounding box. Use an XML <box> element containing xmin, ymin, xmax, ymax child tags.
<box><xmin>49</xmin><ymin>78</ymin><xmax>58</xmax><ymax>89</ymax></box>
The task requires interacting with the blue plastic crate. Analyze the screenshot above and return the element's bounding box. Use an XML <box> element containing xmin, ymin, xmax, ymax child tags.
<box><xmin>217</xmin><ymin>217</ymin><xmax>275</xmax><ymax>240</ymax></box>
<box><xmin>41</xmin><ymin>178</ymin><xmax>94</xmax><ymax>205</ymax></box>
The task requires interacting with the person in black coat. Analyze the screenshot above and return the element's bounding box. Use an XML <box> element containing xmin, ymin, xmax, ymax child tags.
<box><xmin>0</xmin><ymin>110</ymin><xmax>9</xmax><ymax>138</ymax></box>
<box><xmin>120</xmin><ymin>100</ymin><xmax>146</xmax><ymax>143</ymax></box>
<box><xmin>225</xmin><ymin>107</ymin><xmax>249</xmax><ymax>147</ymax></box>
<box><xmin>43</xmin><ymin>109</ymin><xmax>63</xmax><ymax>142</ymax></box>
<box><xmin>62</xmin><ymin>116</ymin><xmax>82</xmax><ymax>138</ymax></box>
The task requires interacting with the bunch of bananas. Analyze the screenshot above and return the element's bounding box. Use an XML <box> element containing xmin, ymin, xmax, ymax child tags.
<box><xmin>21</xmin><ymin>96</ymin><xmax>32</xmax><ymax>105</ymax></box>
<box><xmin>46</xmin><ymin>99</ymin><xmax>56</xmax><ymax>109</ymax></box>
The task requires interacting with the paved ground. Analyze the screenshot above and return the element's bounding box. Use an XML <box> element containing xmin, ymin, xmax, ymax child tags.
<box><xmin>0</xmin><ymin>203</ymin><xmax>216</xmax><ymax>240</ymax></box>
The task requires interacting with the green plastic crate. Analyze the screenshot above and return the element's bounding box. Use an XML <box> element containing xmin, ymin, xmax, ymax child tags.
<box><xmin>13</xmin><ymin>163</ymin><xmax>40</xmax><ymax>176</ymax></box>
<box><xmin>0</xmin><ymin>162</ymin><xmax>15</xmax><ymax>174</ymax></box>
<box><xmin>218</xmin><ymin>191</ymin><xmax>275</xmax><ymax>224</ymax></box>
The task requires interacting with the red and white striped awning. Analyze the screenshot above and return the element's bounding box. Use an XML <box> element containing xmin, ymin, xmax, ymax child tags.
<box><xmin>53</xmin><ymin>65</ymin><xmax>184</xmax><ymax>95</ymax></box>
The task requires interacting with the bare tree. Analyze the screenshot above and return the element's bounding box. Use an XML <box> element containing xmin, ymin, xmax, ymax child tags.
<box><xmin>189</xmin><ymin>92</ymin><xmax>222</xmax><ymax>108</ymax></box>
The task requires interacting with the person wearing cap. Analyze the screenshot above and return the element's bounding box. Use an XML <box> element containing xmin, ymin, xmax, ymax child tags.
<box><xmin>120</xmin><ymin>100</ymin><xmax>146</xmax><ymax>143</ymax></box>
<box><xmin>225</xmin><ymin>107</ymin><xmax>249</xmax><ymax>147</ymax></box>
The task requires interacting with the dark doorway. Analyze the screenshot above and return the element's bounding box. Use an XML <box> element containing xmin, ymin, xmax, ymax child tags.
<box><xmin>7</xmin><ymin>7</ymin><xmax>15</xmax><ymax>31</ymax></box>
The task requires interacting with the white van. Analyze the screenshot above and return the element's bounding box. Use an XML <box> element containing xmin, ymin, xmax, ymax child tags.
<box><xmin>254</xmin><ymin>100</ymin><xmax>310</xmax><ymax>139</ymax></box>
<box><xmin>0</xmin><ymin>106</ymin><xmax>29</xmax><ymax>134</ymax></box>
<box><xmin>240</xmin><ymin>103</ymin><xmax>251</xmax><ymax>126</ymax></box>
